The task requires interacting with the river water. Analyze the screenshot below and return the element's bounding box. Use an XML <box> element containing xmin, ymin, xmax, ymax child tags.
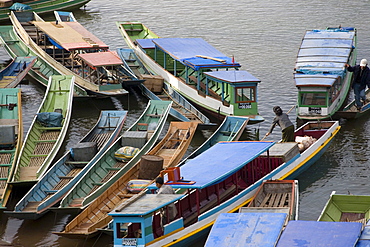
<box><xmin>1</xmin><ymin>0</ymin><xmax>370</xmax><ymax>246</ymax></box>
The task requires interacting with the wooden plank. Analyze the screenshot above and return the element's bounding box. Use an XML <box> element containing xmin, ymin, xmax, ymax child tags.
<box><xmin>260</xmin><ymin>193</ymin><xmax>271</xmax><ymax>207</ymax></box>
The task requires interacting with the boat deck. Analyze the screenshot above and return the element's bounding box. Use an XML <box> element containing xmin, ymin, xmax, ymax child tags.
<box><xmin>259</xmin><ymin>192</ymin><xmax>291</xmax><ymax>208</ymax></box>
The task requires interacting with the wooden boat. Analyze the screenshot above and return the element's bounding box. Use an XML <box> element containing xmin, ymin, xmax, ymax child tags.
<box><xmin>105</xmin><ymin>121</ymin><xmax>340</xmax><ymax>247</ymax></box>
<box><xmin>53</xmin><ymin>100</ymin><xmax>172</xmax><ymax>212</ymax></box>
<box><xmin>295</xmin><ymin>27</ymin><xmax>357</xmax><ymax>121</ymax></box>
<box><xmin>10</xmin><ymin>11</ymin><xmax>132</xmax><ymax>97</ymax></box>
<box><xmin>54</xmin><ymin>10</ymin><xmax>76</xmax><ymax>22</ymax></box>
<box><xmin>117</xmin><ymin>48</ymin><xmax>211</xmax><ymax>124</ymax></box>
<box><xmin>116</xmin><ymin>21</ymin><xmax>264</xmax><ymax>124</ymax></box>
<box><xmin>204</xmin><ymin>179</ymin><xmax>298</xmax><ymax>246</ymax></box>
<box><xmin>9</xmin><ymin>75</ymin><xmax>74</xmax><ymax>186</ymax></box>
<box><xmin>205</xmin><ymin>212</ymin><xmax>288</xmax><ymax>247</ymax></box>
<box><xmin>335</xmin><ymin>90</ymin><xmax>370</xmax><ymax>119</ymax></box>
<box><xmin>276</xmin><ymin>220</ymin><xmax>362</xmax><ymax>247</ymax></box>
<box><xmin>318</xmin><ymin>191</ymin><xmax>370</xmax><ymax>224</ymax></box>
<box><xmin>0</xmin><ymin>56</ymin><xmax>36</xmax><ymax>88</ymax></box>
<box><xmin>55</xmin><ymin>121</ymin><xmax>198</xmax><ymax>238</ymax></box>
<box><xmin>54</xmin><ymin>116</ymin><xmax>245</xmax><ymax>238</ymax></box>
<box><xmin>0</xmin><ymin>88</ymin><xmax>22</xmax><ymax>208</ymax></box>
<box><xmin>0</xmin><ymin>0</ymin><xmax>90</xmax><ymax>23</ymax></box>
<box><xmin>0</xmin><ymin>25</ymin><xmax>88</xmax><ymax>97</ymax></box>
<box><xmin>4</xmin><ymin>110</ymin><xmax>127</xmax><ymax>218</ymax></box>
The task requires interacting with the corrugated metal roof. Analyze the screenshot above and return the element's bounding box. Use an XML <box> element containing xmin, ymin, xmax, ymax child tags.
<box><xmin>204</xmin><ymin>70</ymin><xmax>260</xmax><ymax>83</ymax></box>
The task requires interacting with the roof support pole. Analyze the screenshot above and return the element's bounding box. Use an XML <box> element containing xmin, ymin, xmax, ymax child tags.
<box><xmin>221</xmin><ymin>82</ymin><xmax>225</xmax><ymax>101</ymax></box>
<box><xmin>173</xmin><ymin>59</ymin><xmax>176</xmax><ymax>77</ymax></box>
<box><xmin>206</xmin><ymin>77</ymin><xmax>209</xmax><ymax>95</ymax></box>
<box><xmin>196</xmin><ymin>71</ymin><xmax>200</xmax><ymax>91</ymax></box>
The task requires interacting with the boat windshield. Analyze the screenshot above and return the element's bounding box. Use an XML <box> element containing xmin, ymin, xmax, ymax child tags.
<box><xmin>300</xmin><ymin>92</ymin><xmax>327</xmax><ymax>107</ymax></box>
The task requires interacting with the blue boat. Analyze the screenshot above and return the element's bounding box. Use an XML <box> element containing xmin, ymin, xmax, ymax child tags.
<box><xmin>276</xmin><ymin>221</ymin><xmax>362</xmax><ymax>247</ymax></box>
<box><xmin>205</xmin><ymin>213</ymin><xmax>287</xmax><ymax>247</ymax></box>
<box><xmin>295</xmin><ymin>27</ymin><xmax>357</xmax><ymax>121</ymax></box>
<box><xmin>117</xmin><ymin>48</ymin><xmax>212</xmax><ymax>125</ymax></box>
<box><xmin>5</xmin><ymin>110</ymin><xmax>127</xmax><ymax>219</ymax></box>
<box><xmin>0</xmin><ymin>56</ymin><xmax>37</xmax><ymax>88</ymax></box>
<box><xmin>108</xmin><ymin>120</ymin><xmax>340</xmax><ymax>247</ymax></box>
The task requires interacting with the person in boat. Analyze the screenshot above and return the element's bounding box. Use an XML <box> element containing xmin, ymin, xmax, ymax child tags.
<box><xmin>155</xmin><ymin>177</ymin><xmax>177</xmax><ymax>225</ymax></box>
<box><xmin>345</xmin><ymin>59</ymin><xmax>370</xmax><ymax>110</ymax></box>
<box><xmin>266</xmin><ymin>106</ymin><xmax>295</xmax><ymax>142</ymax></box>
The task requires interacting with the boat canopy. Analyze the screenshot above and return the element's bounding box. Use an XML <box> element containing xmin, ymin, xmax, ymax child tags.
<box><xmin>204</xmin><ymin>70</ymin><xmax>260</xmax><ymax>85</ymax></box>
<box><xmin>148</xmin><ymin>141</ymin><xmax>274</xmax><ymax>190</ymax></box>
<box><xmin>294</xmin><ymin>28</ymin><xmax>356</xmax><ymax>85</ymax></box>
<box><xmin>78</xmin><ymin>51</ymin><xmax>123</xmax><ymax>67</ymax></box>
<box><xmin>295</xmin><ymin>74</ymin><xmax>339</xmax><ymax>87</ymax></box>
<box><xmin>136</xmin><ymin>38</ymin><xmax>241</xmax><ymax>70</ymax></box>
<box><xmin>205</xmin><ymin>213</ymin><xmax>287</xmax><ymax>247</ymax></box>
<box><xmin>276</xmin><ymin>220</ymin><xmax>362</xmax><ymax>247</ymax></box>
<box><xmin>110</xmin><ymin>194</ymin><xmax>184</xmax><ymax>216</ymax></box>
<box><xmin>32</xmin><ymin>21</ymin><xmax>109</xmax><ymax>51</ymax></box>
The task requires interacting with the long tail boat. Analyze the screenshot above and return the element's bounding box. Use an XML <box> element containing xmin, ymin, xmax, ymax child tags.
<box><xmin>0</xmin><ymin>88</ymin><xmax>22</xmax><ymax>208</ymax></box>
<box><xmin>102</xmin><ymin>121</ymin><xmax>340</xmax><ymax>246</ymax></box>
<box><xmin>0</xmin><ymin>25</ymin><xmax>87</xmax><ymax>97</ymax></box>
<box><xmin>9</xmin><ymin>75</ymin><xmax>74</xmax><ymax>187</ymax></box>
<box><xmin>54</xmin><ymin>121</ymin><xmax>198</xmax><ymax>239</ymax></box>
<box><xmin>0</xmin><ymin>0</ymin><xmax>90</xmax><ymax>23</ymax></box>
<box><xmin>336</xmin><ymin>88</ymin><xmax>370</xmax><ymax>119</ymax></box>
<box><xmin>54</xmin><ymin>116</ymin><xmax>245</xmax><ymax>239</ymax></box>
<box><xmin>0</xmin><ymin>56</ymin><xmax>36</xmax><ymax>88</ymax></box>
<box><xmin>51</xmin><ymin>100</ymin><xmax>171</xmax><ymax>214</ymax></box>
<box><xmin>10</xmin><ymin>11</ymin><xmax>131</xmax><ymax>97</ymax></box>
<box><xmin>117</xmin><ymin>48</ymin><xmax>211</xmax><ymax>125</ymax></box>
<box><xmin>295</xmin><ymin>27</ymin><xmax>357</xmax><ymax>121</ymax></box>
<box><xmin>116</xmin><ymin>21</ymin><xmax>264</xmax><ymax>124</ymax></box>
<box><xmin>4</xmin><ymin>110</ymin><xmax>128</xmax><ymax>219</ymax></box>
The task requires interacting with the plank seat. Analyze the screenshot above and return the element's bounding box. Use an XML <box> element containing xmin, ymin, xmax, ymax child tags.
<box><xmin>44</xmin><ymin>190</ymin><xmax>58</xmax><ymax>194</ymax></box>
<box><xmin>260</xmin><ymin>192</ymin><xmax>290</xmax><ymax>207</ymax></box>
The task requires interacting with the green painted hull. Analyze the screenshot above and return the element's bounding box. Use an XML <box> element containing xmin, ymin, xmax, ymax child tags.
<box><xmin>10</xmin><ymin>75</ymin><xmax>74</xmax><ymax>185</ymax></box>
<box><xmin>318</xmin><ymin>192</ymin><xmax>370</xmax><ymax>223</ymax></box>
<box><xmin>58</xmin><ymin>100</ymin><xmax>172</xmax><ymax>209</ymax></box>
<box><xmin>0</xmin><ymin>0</ymin><xmax>90</xmax><ymax>23</ymax></box>
<box><xmin>0</xmin><ymin>88</ymin><xmax>22</xmax><ymax>208</ymax></box>
<box><xmin>0</xmin><ymin>25</ymin><xmax>88</xmax><ymax>97</ymax></box>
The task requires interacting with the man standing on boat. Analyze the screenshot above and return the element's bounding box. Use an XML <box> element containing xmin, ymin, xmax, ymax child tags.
<box><xmin>345</xmin><ymin>59</ymin><xmax>370</xmax><ymax>110</ymax></box>
<box><xmin>266</xmin><ymin>106</ymin><xmax>295</xmax><ymax>142</ymax></box>
<box><xmin>155</xmin><ymin>177</ymin><xmax>177</xmax><ymax>225</ymax></box>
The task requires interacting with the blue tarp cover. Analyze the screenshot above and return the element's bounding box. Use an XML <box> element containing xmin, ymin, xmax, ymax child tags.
<box><xmin>295</xmin><ymin>74</ymin><xmax>338</xmax><ymax>87</ymax></box>
<box><xmin>9</xmin><ymin>3</ymin><xmax>32</xmax><ymax>11</ymax></box>
<box><xmin>148</xmin><ymin>141</ymin><xmax>274</xmax><ymax>189</ymax></box>
<box><xmin>204</xmin><ymin>71</ymin><xmax>260</xmax><ymax>84</ymax></box>
<box><xmin>138</xmin><ymin>38</ymin><xmax>240</xmax><ymax>70</ymax></box>
<box><xmin>294</xmin><ymin>28</ymin><xmax>355</xmax><ymax>86</ymax></box>
<box><xmin>205</xmin><ymin>213</ymin><xmax>287</xmax><ymax>247</ymax></box>
<box><xmin>276</xmin><ymin>220</ymin><xmax>362</xmax><ymax>247</ymax></box>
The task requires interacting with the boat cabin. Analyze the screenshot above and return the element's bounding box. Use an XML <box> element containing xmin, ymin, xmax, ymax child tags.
<box><xmin>294</xmin><ymin>27</ymin><xmax>357</xmax><ymax>120</ymax></box>
<box><xmin>135</xmin><ymin>37</ymin><xmax>261</xmax><ymax>119</ymax></box>
<box><xmin>109</xmin><ymin>141</ymin><xmax>302</xmax><ymax>247</ymax></box>
<box><xmin>27</xmin><ymin>19</ymin><xmax>139</xmax><ymax>89</ymax></box>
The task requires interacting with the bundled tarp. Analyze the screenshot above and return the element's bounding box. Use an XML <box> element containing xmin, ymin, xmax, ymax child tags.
<box><xmin>9</xmin><ymin>3</ymin><xmax>32</xmax><ymax>11</ymax></box>
<box><xmin>36</xmin><ymin>112</ymin><xmax>63</xmax><ymax>127</ymax></box>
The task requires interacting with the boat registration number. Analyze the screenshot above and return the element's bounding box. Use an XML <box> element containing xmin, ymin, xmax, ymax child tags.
<box><xmin>122</xmin><ymin>238</ymin><xmax>137</xmax><ymax>246</ymax></box>
<box><xmin>238</xmin><ymin>103</ymin><xmax>252</xmax><ymax>109</ymax></box>
<box><xmin>309</xmin><ymin>107</ymin><xmax>321</xmax><ymax>114</ymax></box>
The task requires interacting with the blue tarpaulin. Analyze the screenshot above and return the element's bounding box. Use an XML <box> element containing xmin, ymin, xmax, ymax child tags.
<box><xmin>9</xmin><ymin>3</ymin><xmax>32</xmax><ymax>11</ymax></box>
<box><xmin>204</xmin><ymin>71</ymin><xmax>260</xmax><ymax>83</ymax></box>
<box><xmin>205</xmin><ymin>213</ymin><xmax>287</xmax><ymax>247</ymax></box>
<box><xmin>276</xmin><ymin>220</ymin><xmax>362</xmax><ymax>247</ymax></box>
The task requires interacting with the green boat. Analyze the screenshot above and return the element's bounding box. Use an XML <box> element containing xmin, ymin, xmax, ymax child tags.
<box><xmin>318</xmin><ymin>191</ymin><xmax>370</xmax><ymax>225</ymax></box>
<box><xmin>0</xmin><ymin>0</ymin><xmax>90</xmax><ymax>23</ymax></box>
<box><xmin>0</xmin><ymin>25</ymin><xmax>87</xmax><ymax>97</ymax></box>
<box><xmin>10</xmin><ymin>11</ymin><xmax>131</xmax><ymax>97</ymax></box>
<box><xmin>56</xmin><ymin>100</ymin><xmax>172</xmax><ymax>212</ymax></box>
<box><xmin>10</xmin><ymin>75</ymin><xmax>74</xmax><ymax>186</ymax></box>
<box><xmin>0</xmin><ymin>88</ymin><xmax>22</xmax><ymax>208</ymax></box>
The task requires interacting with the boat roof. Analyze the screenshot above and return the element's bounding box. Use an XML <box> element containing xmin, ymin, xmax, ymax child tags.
<box><xmin>294</xmin><ymin>28</ymin><xmax>356</xmax><ymax>86</ymax></box>
<box><xmin>205</xmin><ymin>213</ymin><xmax>287</xmax><ymax>247</ymax></box>
<box><xmin>148</xmin><ymin>141</ymin><xmax>274</xmax><ymax>190</ymax></box>
<box><xmin>109</xmin><ymin>194</ymin><xmax>184</xmax><ymax>216</ymax></box>
<box><xmin>276</xmin><ymin>220</ymin><xmax>362</xmax><ymax>247</ymax></box>
<box><xmin>137</xmin><ymin>38</ymin><xmax>241</xmax><ymax>70</ymax></box>
<box><xmin>32</xmin><ymin>21</ymin><xmax>109</xmax><ymax>51</ymax></box>
<box><xmin>295</xmin><ymin>73</ymin><xmax>339</xmax><ymax>87</ymax></box>
<box><xmin>204</xmin><ymin>70</ymin><xmax>260</xmax><ymax>84</ymax></box>
<box><xmin>78</xmin><ymin>51</ymin><xmax>123</xmax><ymax>67</ymax></box>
